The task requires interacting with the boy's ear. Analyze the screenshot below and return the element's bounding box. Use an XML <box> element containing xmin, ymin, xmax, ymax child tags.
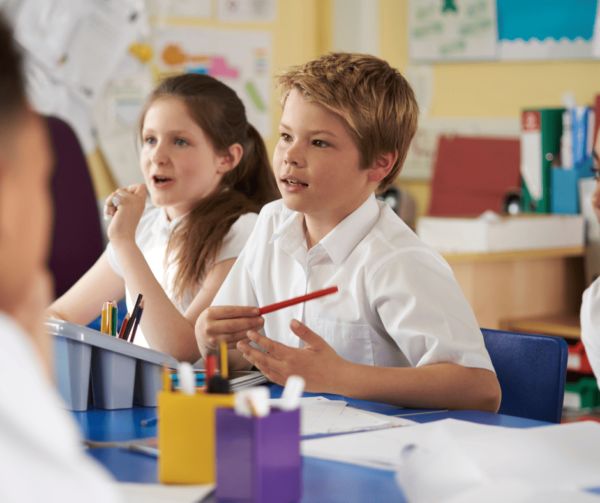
<box><xmin>217</xmin><ymin>143</ymin><xmax>243</xmax><ymax>174</ymax></box>
<box><xmin>367</xmin><ymin>150</ymin><xmax>398</xmax><ymax>184</ymax></box>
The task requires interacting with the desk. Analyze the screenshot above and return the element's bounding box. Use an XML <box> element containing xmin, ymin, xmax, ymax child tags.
<box><xmin>502</xmin><ymin>313</ymin><xmax>581</xmax><ymax>340</ymax></box>
<box><xmin>74</xmin><ymin>386</ymin><xmax>600</xmax><ymax>503</ymax></box>
<box><xmin>444</xmin><ymin>247</ymin><xmax>585</xmax><ymax>330</ymax></box>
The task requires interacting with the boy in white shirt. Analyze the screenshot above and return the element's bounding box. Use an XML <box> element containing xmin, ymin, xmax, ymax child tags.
<box><xmin>0</xmin><ymin>17</ymin><xmax>121</xmax><ymax>502</ymax></box>
<box><xmin>580</xmin><ymin>133</ymin><xmax>600</xmax><ymax>388</ymax></box>
<box><xmin>196</xmin><ymin>53</ymin><xmax>501</xmax><ymax>411</ymax></box>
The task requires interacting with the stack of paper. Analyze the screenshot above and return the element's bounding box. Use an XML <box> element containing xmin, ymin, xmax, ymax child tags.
<box><xmin>269</xmin><ymin>396</ymin><xmax>415</xmax><ymax>436</ymax></box>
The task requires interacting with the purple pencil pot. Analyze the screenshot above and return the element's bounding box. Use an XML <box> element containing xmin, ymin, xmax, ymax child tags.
<box><xmin>215</xmin><ymin>407</ymin><xmax>302</xmax><ymax>503</ymax></box>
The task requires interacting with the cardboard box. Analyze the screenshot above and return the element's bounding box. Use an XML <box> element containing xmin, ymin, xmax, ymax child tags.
<box><xmin>417</xmin><ymin>214</ymin><xmax>584</xmax><ymax>254</ymax></box>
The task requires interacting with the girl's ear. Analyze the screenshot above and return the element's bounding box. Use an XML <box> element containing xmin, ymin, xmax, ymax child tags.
<box><xmin>367</xmin><ymin>150</ymin><xmax>398</xmax><ymax>184</ymax></box>
<box><xmin>217</xmin><ymin>143</ymin><xmax>243</xmax><ymax>174</ymax></box>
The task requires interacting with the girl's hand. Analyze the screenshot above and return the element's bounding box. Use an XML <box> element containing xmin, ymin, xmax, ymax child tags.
<box><xmin>106</xmin><ymin>184</ymin><xmax>147</xmax><ymax>246</ymax></box>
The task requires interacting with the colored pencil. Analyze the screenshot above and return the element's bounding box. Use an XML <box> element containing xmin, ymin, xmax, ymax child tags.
<box><xmin>101</xmin><ymin>302</ymin><xmax>109</xmax><ymax>333</ymax></box>
<box><xmin>258</xmin><ymin>286</ymin><xmax>339</xmax><ymax>315</ymax></box>
<box><xmin>111</xmin><ymin>300</ymin><xmax>118</xmax><ymax>336</ymax></box>
<box><xmin>129</xmin><ymin>299</ymin><xmax>144</xmax><ymax>343</ymax></box>
<box><xmin>141</xmin><ymin>416</ymin><xmax>158</xmax><ymax>426</ymax></box>
<box><xmin>118</xmin><ymin>313</ymin><xmax>130</xmax><ymax>339</ymax></box>
<box><xmin>122</xmin><ymin>294</ymin><xmax>143</xmax><ymax>341</ymax></box>
<box><xmin>220</xmin><ymin>341</ymin><xmax>228</xmax><ymax>379</ymax></box>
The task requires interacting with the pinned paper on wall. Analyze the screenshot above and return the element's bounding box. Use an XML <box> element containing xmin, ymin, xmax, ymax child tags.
<box><xmin>409</xmin><ymin>0</ymin><xmax>600</xmax><ymax>61</ymax></box>
<box><xmin>409</xmin><ymin>0</ymin><xmax>498</xmax><ymax>61</ymax></box>
<box><xmin>146</xmin><ymin>0</ymin><xmax>212</xmax><ymax>18</ymax></box>
<box><xmin>151</xmin><ymin>26</ymin><xmax>272</xmax><ymax>136</ymax></box>
<box><xmin>217</xmin><ymin>0</ymin><xmax>276</xmax><ymax>23</ymax></box>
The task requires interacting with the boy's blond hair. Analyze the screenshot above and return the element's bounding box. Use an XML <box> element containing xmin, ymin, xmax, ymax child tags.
<box><xmin>277</xmin><ymin>52</ymin><xmax>419</xmax><ymax>192</ymax></box>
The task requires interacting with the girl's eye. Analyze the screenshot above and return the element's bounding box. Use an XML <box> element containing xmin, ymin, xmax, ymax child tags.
<box><xmin>144</xmin><ymin>136</ymin><xmax>156</xmax><ymax>145</ymax></box>
<box><xmin>313</xmin><ymin>140</ymin><xmax>329</xmax><ymax>148</ymax></box>
<box><xmin>280</xmin><ymin>133</ymin><xmax>292</xmax><ymax>141</ymax></box>
<box><xmin>175</xmin><ymin>138</ymin><xmax>188</xmax><ymax>147</ymax></box>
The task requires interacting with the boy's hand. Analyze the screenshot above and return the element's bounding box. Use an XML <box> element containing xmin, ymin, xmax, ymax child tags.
<box><xmin>195</xmin><ymin>305</ymin><xmax>264</xmax><ymax>357</ymax></box>
<box><xmin>106</xmin><ymin>184</ymin><xmax>147</xmax><ymax>245</ymax></box>
<box><xmin>237</xmin><ymin>319</ymin><xmax>345</xmax><ymax>393</ymax></box>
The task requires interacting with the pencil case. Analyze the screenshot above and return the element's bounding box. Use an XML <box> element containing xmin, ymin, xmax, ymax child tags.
<box><xmin>158</xmin><ymin>388</ymin><xmax>235</xmax><ymax>485</ymax></box>
<box><xmin>215</xmin><ymin>407</ymin><xmax>302</xmax><ymax>503</ymax></box>
<box><xmin>47</xmin><ymin>319</ymin><xmax>178</xmax><ymax>411</ymax></box>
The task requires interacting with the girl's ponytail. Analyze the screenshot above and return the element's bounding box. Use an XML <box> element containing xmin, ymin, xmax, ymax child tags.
<box><xmin>230</xmin><ymin>123</ymin><xmax>278</xmax><ymax>206</ymax></box>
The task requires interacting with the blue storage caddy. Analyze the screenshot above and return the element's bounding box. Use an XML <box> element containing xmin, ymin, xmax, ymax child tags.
<box><xmin>551</xmin><ymin>158</ymin><xmax>594</xmax><ymax>214</ymax></box>
<box><xmin>47</xmin><ymin>319</ymin><xmax>178</xmax><ymax>411</ymax></box>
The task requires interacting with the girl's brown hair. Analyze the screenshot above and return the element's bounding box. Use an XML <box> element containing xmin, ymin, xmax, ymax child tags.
<box><xmin>139</xmin><ymin>73</ymin><xmax>279</xmax><ymax>304</ymax></box>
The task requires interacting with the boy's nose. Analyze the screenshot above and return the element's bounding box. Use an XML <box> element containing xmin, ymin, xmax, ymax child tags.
<box><xmin>284</xmin><ymin>143</ymin><xmax>303</xmax><ymax>167</ymax></box>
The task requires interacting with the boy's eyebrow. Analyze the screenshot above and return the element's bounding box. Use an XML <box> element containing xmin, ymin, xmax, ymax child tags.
<box><xmin>279</xmin><ymin>121</ymin><xmax>338</xmax><ymax>137</ymax></box>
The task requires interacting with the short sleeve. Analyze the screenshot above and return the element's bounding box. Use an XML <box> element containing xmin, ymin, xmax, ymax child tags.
<box><xmin>215</xmin><ymin>212</ymin><xmax>258</xmax><ymax>264</ymax></box>
<box><xmin>370</xmin><ymin>250</ymin><xmax>495</xmax><ymax>372</ymax></box>
<box><xmin>212</xmin><ymin>212</ymin><xmax>263</xmax><ymax>309</ymax></box>
<box><xmin>581</xmin><ymin>277</ymin><xmax>600</xmax><ymax>389</ymax></box>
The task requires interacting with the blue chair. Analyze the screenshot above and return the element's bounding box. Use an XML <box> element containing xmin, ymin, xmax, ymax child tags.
<box><xmin>481</xmin><ymin>328</ymin><xmax>568</xmax><ymax>424</ymax></box>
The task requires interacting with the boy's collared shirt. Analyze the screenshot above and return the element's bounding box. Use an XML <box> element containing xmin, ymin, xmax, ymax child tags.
<box><xmin>213</xmin><ymin>194</ymin><xmax>495</xmax><ymax>372</ymax></box>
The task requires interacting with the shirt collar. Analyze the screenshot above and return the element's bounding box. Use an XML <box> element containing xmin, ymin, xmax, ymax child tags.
<box><xmin>152</xmin><ymin>207</ymin><xmax>188</xmax><ymax>243</ymax></box>
<box><xmin>320</xmin><ymin>193</ymin><xmax>380</xmax><ymax>266</ymax></box>
<box><xmin>270</xmin><ymin>193</ymin><xmax>380</xmax><ymax>266</ymax></box>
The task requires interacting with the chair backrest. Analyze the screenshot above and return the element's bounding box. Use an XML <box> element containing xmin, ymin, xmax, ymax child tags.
<box><xmin>481</xmin><ymin>328</ymin><xmax>568</xmax><ymax>424</ymax></box>
<box><xmin>46</xmin><ymin>116</ymin><xmax>104</xmax><ymax>298</ymax></box>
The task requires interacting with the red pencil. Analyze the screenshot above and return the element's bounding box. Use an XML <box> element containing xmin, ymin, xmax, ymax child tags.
<box><xmin>118</xmin><ymin>313</ymin><xmax>130</xmax><ymax>339</ymax></box>
<box><xmin>258</xmin><ymin>286</ymin><xmax>339</xmax><ymax>315</ymax></box>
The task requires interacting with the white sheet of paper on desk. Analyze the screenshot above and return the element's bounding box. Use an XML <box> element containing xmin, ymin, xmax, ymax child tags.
<box><xmin>120</xmin><ymin>483</ymin><xmax>214</xmax><ymax>503</ymax></box>
<box><xmin>441</xmin><ymin>478</ymin><xmax>600</xmax><ymax>503</ymax></box>
<box><xmin>270</xmin><ymin>397</ymin><xmax>347</xmax><ymax>435</ymax></box>
<box><xmin>304</xmin><ymin>418</ymin><xmax>600</xmax><ymax>502</ymax></box>
<box><xmin>269</xmin><ymin>397</ymin><xmax>416</xmax><ymax>436</ymax></box>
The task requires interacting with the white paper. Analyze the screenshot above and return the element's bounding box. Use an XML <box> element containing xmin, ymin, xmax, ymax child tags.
<box><xmin>151</xmin><ymin>26</ymin><xmax>272</xmax><ymax>136</ymax></box>
<box><xmin>120</xmin><ymin>483</ymin><xmax>214</xmax><ymax>503</ymax></box>
<box><xmin>13</xmin><ymin>0</ymin><xmax>88</xmax><ymax>67</ymax></box>
<box><xmin>217</xmin><ymin>0</ymin><xmax>276</xmax><ymax>22</ymax></box>
<box><xmin>409</xmin><ymin>0</ymin><xmax>498</xmax><ymax>62</ymax></box>
<box><xmin>146</xmin><ymin>0</ymin><xmax>211</xmax><ymax>18</ymax></box>
<box><xmin>329</xmin><ymin>407</ymin><xmax>415</xmax><ymax>433</ymax></box>
<box><xmin>93</xmin><ymin>70</ymin><xmax>153</xmax><ymax>187</ymax></box>
<box><xmin>593</xmin><ymin>0</ymin><xmax>600</xmax><ymax>58</ymax></box>
<box><xmin>270</xmin><ymin>397</ymin><xmax>347</xmax><ymax>435</ymax></box>
<box><xmin>579</xmin><ymin>177</ymin><xmax>600</xmax><ymax>242</ymax></box>
<box><xmin>305</xmin><ymin>419</ymin><xmax>600</xmax><ymax>501</ymax></box>
<box><xmin>270</xmin><ymin>397</ymin><xmax>416</xmax><ymax>436</ymax></box>
<box><xmin>55</xmin><ymin>0</ymin><xmax>144</xmax><ymax>104</ymax></box>
<box><xmin>441</xmin><ymin>478</ymin><xmax>600</xmax><ymax>503</ymax></box>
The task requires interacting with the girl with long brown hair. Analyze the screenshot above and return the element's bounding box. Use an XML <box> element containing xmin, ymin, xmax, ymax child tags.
<box><xmin>47</xmin><ymin>73</ymin><xmax>279</xmax><ymax>362</ymax></box>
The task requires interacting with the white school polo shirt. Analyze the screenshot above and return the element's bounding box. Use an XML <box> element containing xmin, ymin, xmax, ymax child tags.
<box><xmin>0</xmin><ymin>312</ymin><xmax>122</xmax><ymax>503</ymax></box>
<box><xmin>212</xmin><ymin>194</ymin><xmax>495</xmax><ymax>371</ymax></box>
<box><xmin>580</xmin><ymin>277</ymin><xmax>600</xmax><ymax>388</ymax></box>
<box><xmin>107</xmin><ymin>203</ymin><xmax>258</xmax><ymax>348</ymax></box>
